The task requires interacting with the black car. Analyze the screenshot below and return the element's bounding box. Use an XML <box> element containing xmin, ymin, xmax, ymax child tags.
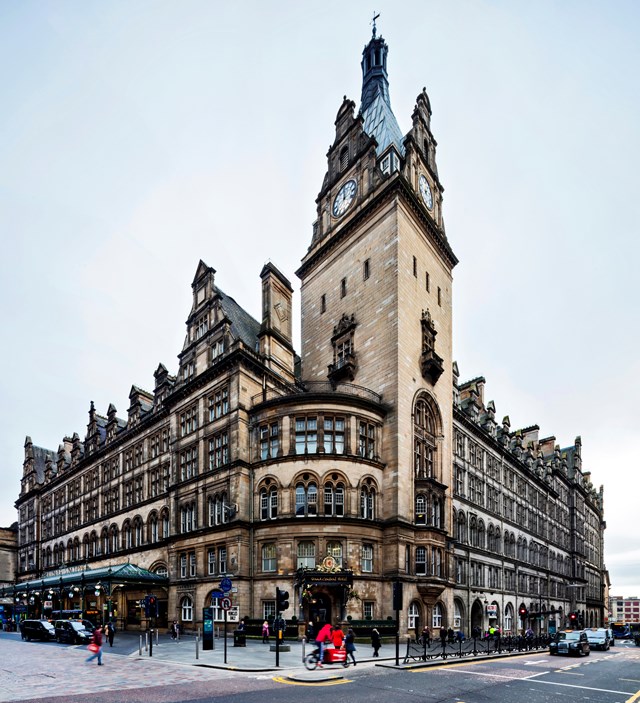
<box><xmin>549</xmin><ymin>630</ymin><xmax>590</xmax><ymax>656</ymax></box>
<box><xmin>54</xmin><ymin>619</ymin><xmax>94</xmax><ymax>644</ymax></box>
<box><xmin>19</xmin><ymin>619</ymin><xmax>56</xmax><ymax>642</ymax></box>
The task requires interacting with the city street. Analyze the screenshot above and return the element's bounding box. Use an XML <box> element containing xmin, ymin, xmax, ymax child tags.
<box><xmin>1</xmin><ymin>631</ymin><xmax>639</xmax><ymax>703</ymax></box>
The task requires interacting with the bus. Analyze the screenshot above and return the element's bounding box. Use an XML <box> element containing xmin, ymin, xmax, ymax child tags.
<box><xmin>611</xmin><ymin>622</ymin><xmax>631</xmax><ymax>639</ymax></box>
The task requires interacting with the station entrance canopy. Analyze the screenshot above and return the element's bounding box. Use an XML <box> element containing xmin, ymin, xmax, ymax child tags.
<box><xmin>0</xmin><ymin>562</ymin><xmax>168</xmax><ymax>597</ymax></box>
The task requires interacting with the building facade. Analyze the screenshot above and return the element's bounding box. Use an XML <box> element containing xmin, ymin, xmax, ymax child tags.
<box><xmin>610</xmin><ymin>596</ymin><xmax>640</xmax><ymax>625</ymax></box>
<box><xmin>6</xmin><ymin>28</ymin><xmax>606</xmax><ymax>636</ymax></box>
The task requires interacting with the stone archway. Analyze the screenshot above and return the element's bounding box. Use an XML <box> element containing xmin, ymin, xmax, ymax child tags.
<box><xmin>471</xmin><ymin>599</ymin><xmax>484</xmax><ymax>635</ymax></box>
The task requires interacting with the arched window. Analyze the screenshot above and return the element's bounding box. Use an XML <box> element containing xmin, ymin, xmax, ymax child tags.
<box><xmin>509</xmin><ymin>533</ymin><xmax>516</xmax><ymax>558</ymax></box>
<box><xmin>67</xmin><ymin>540</ymin><xmax>73</xmax><ymax>563</ymax></box>
<box><xmin>326</xmin><ymin>541</ymin><xmax>343</xmax><ymax>567</ymax></box>
<box><xmin>181</xmin><ymin>503</ymin><xmax>197</xmax><ymax>533</ymax></box>
<box><xmin>297</xmin><ymin>541</ymin><xmax>315</xmax><ymax>569</ymax></box>
<box><xmin>432</xmin><ymin>602</ymin><xmax>443</xmax><ymax>628</ymax></box>
<box><xmin>324</xmin><ymin>483</ymin><xmax>344</xmax><ymax>517</ymax></box>
<box><xmin>260</xmin><ymin>487</ymin><xmax>278</xmax><ymax>520</ymax></box>
<box><xmin>477</xmin><ymin>520</ymin><xmax>485</xmax><ymax>550</ymax></box>
<box><xmin>415</xmin><ymin>494</ymin><xmax>427</xmax><ymax>524</ymax></box>
<box><xmin>360</xmin><ymin>486</ymin><xmax>375</xmax><ymax>519</ymax></box>
<box><xmin>495</xmin><ymin>527</ymin><xmax>501</xmax><ymax>554</ymax></box>
<box><xmin>73</xmin><ymin>537</ymin><xmax>81</xmax><ymax>561</ymax></box>
<box><xmin>133</xmin><ymin>518</ymin><xmax>143</xmax><ymax>547</ymax></box>
<box><xmin>469</xmin><ymin>517</ymin><xmax>478</xmax><ymax>547</ymax></box>
<box><xmin>504</xmin><ymin>604</ymin><xmax>514</xmax><ymax>634</ymax></box>
<box><xmin>83</xmin><ymin>534</ymin><xmax>90</xmax><ymax>559</ymax></box>
<box><xmin>408</xmin><ymin>602</ymin><xmax>420</xmax><ymax>631</ymax></box>
<box><xmin>414</xmin><ymin>396</ymin><xmax>438</xmax><ymax>480</ymax></box>
<box><xmin>110</xmin><ymin>526</ymin><xmax>119</xmax><ymax>553</ymax></box>
<box><xmin>101</xmin><ymin>528</ymin><xmax>109</xmax><ymax>555</ymax></box>
<box><xmin>457</xmin><ymin>511</ymin><xmax>467</xmax><ymax>544</ymax></box>
<box><xmin>149</xmin><ymin>513</ymin><xmax>159</xmax><ymax>543</ymax></box>
<box><xmin>123</xmin><ymin>521</ymin><xmax>132</xmax><ymax>549</ymax></box>
<box><xmin>416</xmin><ymin>546</ymin><xmax>427</xmax><ymax>575</ymax></box>
<box><xmin>154</xmin><ymin>565</ymin><xmax>168</xmax><ymax>578</ymax></box>
<box><xmin>453</xmin><ymin>599</ymin><xmax>463</xmax><ymax>629</ymax></box>
<box><xmin>181</xmin><ymin>596</ymin><xmax>193</xmax><ymax>622</ymax></box>
<box><xmin>91</xmin><ymin>531</ymin><xmax>99</xmax><ymax>556</ymax></box>
<box><xmin>161</xmin><ymin>509</ymin><xmax>170</xmax><ymax>539</ymax></box>
<box><xmin>295</xmin><ymin>482</ymin><xmax>317</xmax><ymax>517</ymax></box>
<box><xmin>487</xmin><ymin>524</ymin><xmax>495</xmax><ymax>551</ymax></box>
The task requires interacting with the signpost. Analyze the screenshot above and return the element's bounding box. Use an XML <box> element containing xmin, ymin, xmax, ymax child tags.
<box><xmin>219</xmin><ymin>577</ymin><xmax>232</xmax><ymax>664</ymax></box>
<box><xmin>203</xmin><ymin>606</ymin><xmax>214</xmax><ymax>651</ymax></box>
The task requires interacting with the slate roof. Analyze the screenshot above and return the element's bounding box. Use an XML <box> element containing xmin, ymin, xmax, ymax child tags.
<box><xmin>32</xmin><ymin>445</ymin><xmax>56</xmax><ymax>484</ymax></box>
<box><xmin>217</xmin><ymin>287</ymin><xmax>261</xmax><ymax>351</ymax></box>
<box><xmin>361</xmin><ymin>90</ymin><xmax>406</xmax><ymax>157</ymax></box>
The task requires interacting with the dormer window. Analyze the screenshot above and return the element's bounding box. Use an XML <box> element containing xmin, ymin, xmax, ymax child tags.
<box><xmin>379</xmin><ymin>148</ymin><xmax>399</xmax><ymax>175</ymax></box>
<box><xmin>196</xmin><ymin>285</ymin><xmax>206</xmax><ymax>305</ymax></box>
<box><xmin>183</xmin><ymin>360</ymin><xmax>195</xmax><ymax>382</ymax></box>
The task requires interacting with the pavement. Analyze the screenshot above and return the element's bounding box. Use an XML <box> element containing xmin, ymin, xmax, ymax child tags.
<box><xmin>99</xmin><ymin>631</ymin><xmax>549</xmax><ymax>681</ymax></box>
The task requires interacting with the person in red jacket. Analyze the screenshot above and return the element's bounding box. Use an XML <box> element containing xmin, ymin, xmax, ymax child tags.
<box><xmin>85</xmin><ymin>626</ymin><xmax>104</xmax><ymax>666</ymax></box>
<box><xmin>315</xmin><ymin>623</ymin><xmax>333</xmax><ymax>667</ymax></box>
<box><xmin>331</xmin><ymin>625</ymin><xmax>345</xmax><ymax>649</ymax></box>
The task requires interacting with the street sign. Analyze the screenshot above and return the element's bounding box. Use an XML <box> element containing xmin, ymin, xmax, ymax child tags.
<box><xmin>210</xmin><ymin>589</ymin><xmax>224</xmax><ymax>600</ymax></box>
<box><xmin>220</xmin><ymin>597</ymin><xmax>232</xmax><ymax>611</ymax></box>
<box><xmin>220</xmin><ymin>577</ymin><xmax>232</xmax><ymax>592</ymax></box>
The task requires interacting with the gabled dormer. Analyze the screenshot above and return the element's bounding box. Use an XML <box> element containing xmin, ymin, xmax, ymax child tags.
<box><xmin>106</xmin><ymin>403</ymin><xmax>119</xmax><ymax>443</ymax></box>
<box><xmin>153</xmin><ymin>363</ymin><xmax>175</xmax><ymax>409</ymax></box>
<box><xmin>70</xmin><ymin>432</ymin><xmax>83</xmax><ymax>467</ymax></box>
<box><xmin>57</xmin><ymin>438</ymin><xmax>72</xmax><ymax>473</ymax></box>
<box><xmin>128</xmin><ymin>385</ymin><xmax>154</xmax><ymax>427</ymax></box>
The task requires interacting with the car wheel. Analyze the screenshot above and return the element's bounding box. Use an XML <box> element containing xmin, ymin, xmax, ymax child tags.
<box><xmin>585</xmin><ymin>650</ymin><xmax>590</xmax><ymax>656</ymax></box>
<box><xmin>56</xmin><ymin>636</ymin><xmax>61</xmax><ymax>643</ymax></box>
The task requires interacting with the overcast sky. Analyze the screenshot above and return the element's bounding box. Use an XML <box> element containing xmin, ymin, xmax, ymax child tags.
<box><xmin>1</xmin><ymin>0</ymin><xmax>638</xmax><ymax>597</ymax></box>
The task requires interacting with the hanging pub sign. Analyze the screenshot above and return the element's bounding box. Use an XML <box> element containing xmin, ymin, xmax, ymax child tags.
<box><xmin>486</xmin><ymin>604</ymin><xmax>497</xmax><ymax>616</ymax></box>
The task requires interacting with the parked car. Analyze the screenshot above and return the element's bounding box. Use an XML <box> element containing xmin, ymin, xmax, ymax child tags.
<box><xmin>19</xmin><ymin>619</ymin><xmax>56</xmax><ymax>642</ymax></box>
<box><xmin>54</xmin><ymin>619</ymin><xmax>94</xmax><ymax>644</ymax></box>
<box><xmin>549</xmin><ymin>630</ymin><xmax>590</xmax><ymax>656</ymax></box>
<box><xmin>605</xmin><ymin>628</ymin><xmax>615</xmax><ymax>646</ymax></box>
<box><xmin>585</xmin><ymin>628</ymin><xmax>610</xmax><ymax>651</ymax></box>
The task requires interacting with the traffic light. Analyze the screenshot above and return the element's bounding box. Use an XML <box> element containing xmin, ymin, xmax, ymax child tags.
<box><xmin>518</xmin><ymin>605</ymin><xmax>528</xmax><ymax>618</ymax></box>
<box><xmin>392</xmin><ymin>581</ymin><xmax>404</xmax><ymax>611</ymax></box>
<box><xmin>276</xmin><ymin>587</ymin><xmax>289</xmax><ymax>613</ymax></box>
<box><xmin>145</xmin><ymin>594</ymin><xmax>158</xmax><ymax>617</ymax></box>
<box><xmin>569</xmin><ymin>611</ymin><xmax>578</xmax><ymax>625</ymax></box>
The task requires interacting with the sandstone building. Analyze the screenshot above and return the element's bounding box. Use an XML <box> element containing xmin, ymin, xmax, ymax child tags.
<box><xmin>4</xmin><ymin>27</ymin><xmax>606</xmax><ymax>636</ymax></box>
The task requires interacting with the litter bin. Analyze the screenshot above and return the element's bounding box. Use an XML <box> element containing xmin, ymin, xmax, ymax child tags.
<box><xmin>233</xmin><ymin>630</ymin><xmax>246</xmax><ymax>647</ymax></box>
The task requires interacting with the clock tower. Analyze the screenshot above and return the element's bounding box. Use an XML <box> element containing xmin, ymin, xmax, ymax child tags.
<box><xmin>297</xmin><ymin>26</ymin><xmax>458</xmax><ymax>601</ymax></box>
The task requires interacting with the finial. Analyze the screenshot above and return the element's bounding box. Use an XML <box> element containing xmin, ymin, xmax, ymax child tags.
<box><xmin>371</xmin><ymin>11</ymin><xmax>380</xmax><ymax>38</ymax></box>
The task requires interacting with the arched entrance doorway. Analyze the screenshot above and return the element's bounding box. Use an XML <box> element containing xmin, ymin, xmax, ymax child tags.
<box><xmin>471</xmin><ymin>599</ymin><xmax>484</xmax><ymax>635</ymax></box>
<box><xmin>309</xmin><ymin>592</ymin><xmax>332</xmax><ymax>628</ymax></box>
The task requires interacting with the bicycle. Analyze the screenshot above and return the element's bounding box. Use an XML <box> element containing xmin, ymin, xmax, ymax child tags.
<box><xmin>304</xmin><ymin>647</ymin><xmax>349</xmax><ymax>670</ymax></box>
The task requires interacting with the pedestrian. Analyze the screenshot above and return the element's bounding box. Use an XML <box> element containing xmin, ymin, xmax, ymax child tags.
<box><xmin>262</xmin><ymin>620</ymin><xmax>270</xmax><ymax>643</ymax></box>
<box><xmin>106</xmin><ymin>620</ymin><xmax>115</xmax><ymax>647</ymax></box>
<box><xmin>306</xmin><ymin>621</ymin><xmax>315</xmax><ymax>642</ymax></box>
<box><xmin>439</xmin><ymin>626</ymin><xmax>447</xmax><ymax>648</ymax></box>
<box><xmin>371</xmin><ymin>627</ymin><xmax>381</xmax><ymax>657</ymax></box>
<box><xmin>345</xmin><ymin>627</ymin><xmax>357</xmax><ymax>666</ymax></box>
<box><xmin>447</xmin><ymin>627</ymin><xmax>454</xmax><ymax>643</ymax></box>
<box><xmin>315</xmin><ymin>622</ymin><xmax>333</xmax><ymax>668</ymax></box>
<box><xmin>170</xmin><ymin>620</ymin><xmax>179</xmax><ymax>640</ymax></box>
<box><xmin>237</xmin><ymin>619</ymin><xmax>246</xmax><ymax>632</ymax></box>
<box><xmin>420</xmin><ymin>625</ymin><xmax>431</xmax><ymax>647</ymax></box>
<box><xmin>85</xmin><ymin>625</ymin><xmax>104</xmax><ymax>666</ymax></box>
<box><xmin>331</xmin><ymin>624</ymin><xmax>345</xmax><ymax>650</ymax></box>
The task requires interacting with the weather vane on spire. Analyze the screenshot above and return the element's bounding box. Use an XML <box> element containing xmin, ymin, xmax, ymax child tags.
<box><xmin>371</xmin><ymin>11</ymin><xmax>380</xmax><ymax>38</ymax></box>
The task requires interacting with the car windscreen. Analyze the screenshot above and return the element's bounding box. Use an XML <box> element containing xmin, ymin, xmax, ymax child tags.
<box><xmin>558</xmin><ymin>632</ymin><xmax>580</xmax><ymax>641</ymax></box>
<box><xmin>42</xmin><ymin>622</ymin><xmax>55</xmax><ymax>631</ymax></box>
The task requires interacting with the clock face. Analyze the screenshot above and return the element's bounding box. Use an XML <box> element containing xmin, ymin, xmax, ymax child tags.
<box><xmin>332</xmin><ymin>179</ymin><xmax>357</xmax><ymax>218</ymax></box>
<box><xmin>419</xmin><ymin>174</ymin><xmax>433</xmax><ymax>210</ymax></box>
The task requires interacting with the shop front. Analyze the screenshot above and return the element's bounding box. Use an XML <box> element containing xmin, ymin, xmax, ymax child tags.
<box><xmin>297</xmin><ymin>557</ymin><xmax>354</xmax><ymax>630</ymax></box>
<box><xmin>0</xmin><ymin>563</ymin><xmax>168</xmax><ymax>630</ymax></box>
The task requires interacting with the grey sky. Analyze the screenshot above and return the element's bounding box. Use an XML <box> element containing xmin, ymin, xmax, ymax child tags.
<box><xmin>1</xmin><ymin>0</ymin><xmax>638</xmax><ymax>596</ymax></box>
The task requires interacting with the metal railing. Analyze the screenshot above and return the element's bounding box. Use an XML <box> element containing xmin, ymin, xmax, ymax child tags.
<box><xmin>404</xmin><ymin>634</ymin><xmax>551</xmax><ymax>663</ymax></box>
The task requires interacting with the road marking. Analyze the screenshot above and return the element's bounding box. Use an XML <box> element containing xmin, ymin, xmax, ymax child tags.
<box><xmin>272</xmin><ymin>676</ymin><xmax>352</xmax><ymax>687</ymax></box>
<box><xmin>625</xmin><ymin>689</ymin><xmax>640</xmax><ymax>703</ymax></box>
<box><xmin>621</xmin><ymin>679</ymin><xmax>640</xmax><ymax>683</ymax></box>
<box><xmin>529</xmin><ymin>680</ymin><xmax>634</xmax><ymax>695</ymax></box>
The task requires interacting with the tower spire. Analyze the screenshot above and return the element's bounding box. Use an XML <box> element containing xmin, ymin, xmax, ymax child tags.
<box><xmin>359</xmin><ymin>24</ymin><xmax>405</xmax><ymax>157</ymax></box>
